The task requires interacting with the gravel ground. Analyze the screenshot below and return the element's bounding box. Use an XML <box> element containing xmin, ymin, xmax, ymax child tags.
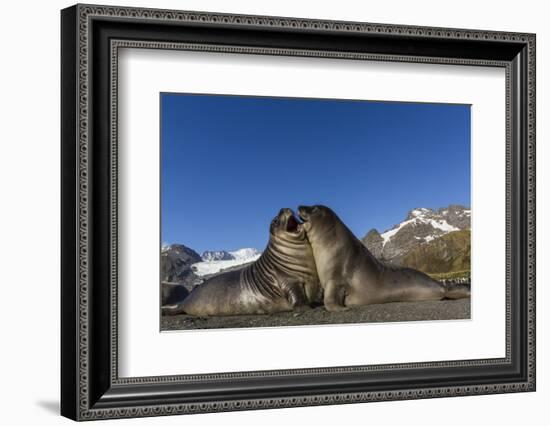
<box><xmin>161</xmin><ymin>299</ymin><xmax>470</xmax><ymax>331</ymax></box>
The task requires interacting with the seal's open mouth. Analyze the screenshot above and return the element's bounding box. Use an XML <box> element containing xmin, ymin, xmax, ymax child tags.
<box><xmin>286</xmin><ymin>215</ymin><xmax>300</xmax><ymax>233</ymax></box>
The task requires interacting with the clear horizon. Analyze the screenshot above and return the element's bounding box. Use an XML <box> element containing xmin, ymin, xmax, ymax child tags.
<box><xmin>161</xmin><ymin>94</ymin><xmax>471</xmax><ymax>253</ymax></box>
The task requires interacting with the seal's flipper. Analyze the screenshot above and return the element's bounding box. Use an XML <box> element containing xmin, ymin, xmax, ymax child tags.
<box><xmin>323</xmin><ymin>280</ymin><xmax>349</xmax><ymax>312</ymax></box>
<box><xmin>161</xmin><ymin>303</ymin><xmax>187</xmax><ymax>316</ymax></box>
<box><xmin>279</xmin><ymin>279</ymin><xmax>309</xmax><ymax>307</ymax></box>
<box><xmin>444</xmin><ymin>282</ymin><xmax>471</xmax><ymax>299</ymax></box>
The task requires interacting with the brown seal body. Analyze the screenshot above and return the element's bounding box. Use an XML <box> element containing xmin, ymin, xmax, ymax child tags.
<box><xmin>162</xmin><ymin>208</ymin><xmax>320</xmax><ymax>316</ymax></box>
<box><xmin>298</xmin><ymin>205</ymin><xmax>470</xmax><ymax>312</ymax></box>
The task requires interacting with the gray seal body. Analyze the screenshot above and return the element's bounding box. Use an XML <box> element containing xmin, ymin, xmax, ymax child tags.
<box><xmin>163</xmin><ymin>208</ymin><xmax>320</xmax><ymax>316</ymax></box>
<box><xmin>161</xmin><ymin>282</ymin><xmax>190</xmax><ymax>306</ymax></box>
<box><xmin>298</xmin><ymin>205</ymin><xmax>470</xmax><ymax>312</ymax></box>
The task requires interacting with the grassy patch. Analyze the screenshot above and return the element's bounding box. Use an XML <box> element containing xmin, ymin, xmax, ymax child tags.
<box><xmin>428</xmin><ymin>270</ymin><xmax>471</xmax><ymax>281</ymax></box>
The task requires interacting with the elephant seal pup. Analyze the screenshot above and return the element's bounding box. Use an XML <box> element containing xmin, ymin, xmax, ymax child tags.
<box><xmin>163</xmin><ymin>208</ymin><xmax>320</xmax><ymax>316</ymax></box>
<box><xmin>298</xmin><ymin>205</ymin><xmax>470</xmax><ymax>312</ymax></box>
<box><xmin>161</xmin><ymin>282</ymin><xmax>190</xmax><ymax>306</ymax></box>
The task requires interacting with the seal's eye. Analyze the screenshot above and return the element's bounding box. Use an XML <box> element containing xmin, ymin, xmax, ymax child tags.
<box><xmin>272</xmin><ymin>217</ymin><xmax>279</xmax><ymax>225</ymax></box>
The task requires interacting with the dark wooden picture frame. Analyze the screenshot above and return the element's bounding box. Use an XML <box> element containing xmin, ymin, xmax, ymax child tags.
<box><xmin>61</xmin><ymin>4</ymin><xmax>536</xmax><ymax>421</ymax></box>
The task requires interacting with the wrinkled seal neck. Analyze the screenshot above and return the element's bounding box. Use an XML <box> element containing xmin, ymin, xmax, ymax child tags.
<box><xmin>256</xmin><ymin>232</ymin><xmax>317</xmax><ymax>282</ymax></box>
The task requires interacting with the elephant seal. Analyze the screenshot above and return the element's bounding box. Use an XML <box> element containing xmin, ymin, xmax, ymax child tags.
<box><xmin>162</xmin><ymin>208</ymin><xmax>320</xmax><ymax>316</ymax></box>
<box><xmin>298</xmin><ymin>205</ymin><xmax>470</xmax><ymax>312</ymax></box>
<box><xmin>161</xmin><ymin>282</ymin><xmax>190</xmax><ymax>306</ymax></box>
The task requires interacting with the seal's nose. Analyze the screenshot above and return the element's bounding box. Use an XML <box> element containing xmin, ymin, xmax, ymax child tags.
<box><xmin>297</xmin><ymin>205</ymin><xmax>309</xmax><ymax>220</ymax></box>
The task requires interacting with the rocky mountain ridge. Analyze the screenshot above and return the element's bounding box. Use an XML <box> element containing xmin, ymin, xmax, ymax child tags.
<box><xmin>201</xmin><ymin>250</ymin><xmax>234</xmax><ymax>261</ymax></box>
<box><xmin>362</xmin><ymin>204</ymin><xmax>470</xmax><ymax>266</ymax></box>
<box><xmin>161</xmin><ymin>244</ymin><xmax>261</xmax><ymax>290</ymax></box>
<box><xmin>160</xmin><ymin>244</ymin><xmax>202</xmax><ymax>284</ymax></box>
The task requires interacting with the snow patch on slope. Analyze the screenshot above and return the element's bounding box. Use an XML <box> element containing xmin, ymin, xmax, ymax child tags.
<box><xmin>428</xmin><ymin>219</ymin><xmax>459</xmax><ymax>233</ymax></box>
<box><xmin>380</xmin><ymin>211</ymin><xmax>460</xmax><ymax>247</ymax></box>
<box><xmin>229</xmin><ymin>248</ymin><xmax>260</xmax><ymax>261</ymax></box>
<box><xmin>380</xmin><ymin>218</ymin><xmax>415</xmax><ymax>246</ymax></box>
<box><xmin>191</xmin><ymin>248</ymin><xmax>261</xmax><ymax>277</ymax></box>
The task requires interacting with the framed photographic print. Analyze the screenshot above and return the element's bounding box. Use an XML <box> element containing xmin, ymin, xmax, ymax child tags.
<box><xmin>159</xmin><ymin>93</ymin><xmax>473</xmax><ymax>330</ymax></box>
<box><xmin>61</xmin><ymin>4</ymin><xmax>536</xmax><ymax>421</ymax></box>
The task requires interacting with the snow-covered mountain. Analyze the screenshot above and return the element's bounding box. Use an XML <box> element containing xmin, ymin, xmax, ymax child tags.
<box><xmin>201</xmin><ymin>248</ymin><xmax>261</xmax><ymax>263</ymax></box>
<box><xmin>192</xmin><ymin>248</ymin><xmax>261</xmax><ymax>277</ymax></box>
<box><xmin>362</xmin><ymin>205</ymin><xmax>470</xmax><ymax>264</ymax></box>
<box><xmin>201</xmin><ymin>250</ymin><xmax>234</xmax><ymax>262</ymax></box>
<box><xmin>161</xmin><ymin>244</ymin><xmax>262</xmax><ymax>289</ymax></box>
<box><xmin>229</xmin><ymin>248</ymin><xmax>261</xmax><ymax>262</ymax></box>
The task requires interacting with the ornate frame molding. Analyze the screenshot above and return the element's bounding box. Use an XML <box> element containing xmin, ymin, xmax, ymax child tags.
<box><xmin>61</xmin><ymin>4</ymin><xmax>535</xmax><ymax>421</ymax></box>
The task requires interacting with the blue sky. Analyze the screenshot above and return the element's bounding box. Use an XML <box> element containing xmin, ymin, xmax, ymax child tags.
<box><xmin>161</xmin><ymin>93</ymin><xmax>470</xmax><ymax>253</ymax></box>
